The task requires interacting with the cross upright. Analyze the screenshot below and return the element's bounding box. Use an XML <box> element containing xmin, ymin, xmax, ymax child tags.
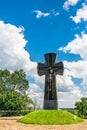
<box><xmin>37</xmin><ymin>53</ymin><xmax>64</xmax><ymax>110</ymax></box>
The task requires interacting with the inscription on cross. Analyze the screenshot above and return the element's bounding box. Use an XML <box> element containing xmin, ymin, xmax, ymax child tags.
<box><xmin>37</xmin><ymin>53</ymin><xmax>64</xmax><ymax>109</ymax></box>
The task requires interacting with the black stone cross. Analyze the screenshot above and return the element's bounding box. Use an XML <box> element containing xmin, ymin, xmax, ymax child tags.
<box><xmin>37</xmin><ymin>53</ymin><xmax>64</xmax><ymax>109</ymax></box>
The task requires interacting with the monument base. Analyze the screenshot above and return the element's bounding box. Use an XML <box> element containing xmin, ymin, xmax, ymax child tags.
<box><xmin>44</xmin><ymin>100</ymin><xmax>58</xmax><ymax>110</ymax></box>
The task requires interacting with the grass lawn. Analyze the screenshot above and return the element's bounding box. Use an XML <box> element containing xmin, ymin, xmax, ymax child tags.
<box><xmin>18</xmin><ymin>110</ymin><xmax>83</xmax><ymax>125</ymax></box>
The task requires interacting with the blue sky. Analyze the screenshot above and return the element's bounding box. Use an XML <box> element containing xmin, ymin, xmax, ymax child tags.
<box><xmin>0</xmin><ymin>0</ymin><xmax>81</xmax><ymax>61</ymax></box>
<box><xmin>0</xmin><ymin>0</ymin><xmax>87</xmax><ymax>108</ymax></box>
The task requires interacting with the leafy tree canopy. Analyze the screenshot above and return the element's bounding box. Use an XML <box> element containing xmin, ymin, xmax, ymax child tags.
<box><xmin>0</xmin><ymin>69</ymin><xmax>33</xmax><ymax>113</ymax></box>
<box><xmin>75</xmin><ymin>97</ymin><xmax>87</xmax><ymax>118</ymax></box>
<box><xmin>0</xmin><ymin>91</ymin><xmax>32</xmax><ymax>110</ymax></box>
<box><xmin>0</xmin><ymin>69</ymin><xmax>29</xmax><ymax>94</ymax></box>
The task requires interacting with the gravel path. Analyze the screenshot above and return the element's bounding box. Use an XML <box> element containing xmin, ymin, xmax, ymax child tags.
<box><xmin>0</xmin><ymin>116</ymin><xmax>87</xmax><ymax>130</ymax></box>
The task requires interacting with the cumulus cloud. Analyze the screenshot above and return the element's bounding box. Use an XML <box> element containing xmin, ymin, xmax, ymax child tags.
<box><xmin>59</xmin><ymin>32</ymin><xmax>87</xmax><ymax>60</ymax></box>
<box><xmin>0</xmin><ymin>21</ymin><xmax>37</xmax><ymax>76</ymax></box>
<box><xmin>59</xmin><ymin>31</ymin><xmax>87</xmax><ymax>106</ymax></box>
<box><xmin>0</xmin><ymin>20</ymin><xmax>41</xmax><ymax>106</ymax></box>
<box><xmin>56</xmin><ymin>68</ymin><xmax>82</xmax><ymax>108</ymax></box>
<box><xmin>0</xmin><ymin>20</ymin><xmax>83</xmax><ymax>108</ymax></box>
<box><xmin>63</xmin><ymin>0</ymin><xmax>79</xmax><ymax>11</ymax></box>
<box><xmin>64</xmin><ymin>60</ymin><xmax>87</xmax><ymax>78</ymax></box>
<box><xmin>58</xmin><ymin>92</ymin><xmax>81</xmax><ymax>108</ymax></box>
<box><xmin>64</xmin><ymin>60</ymin><xmax>87</xmax><ymax>91</ymax></box>
<box><xmin>70</xmin><ymin>4</ymin><xmax>87</xmax><ymax>23</ymax></box>
<box><xmin>31</xmin><ymin>57</ymin><xmax>82</xmax><ymax>108</ymax></box>
<box><xmin>29</xmin><ymin>73</ymin><xmax>82</xmax><ymax>108</ymax></box>
<box><xmin>28</xmin><ymin>83</ymin><xmax>44</xmax><ymax>108</ymax></box>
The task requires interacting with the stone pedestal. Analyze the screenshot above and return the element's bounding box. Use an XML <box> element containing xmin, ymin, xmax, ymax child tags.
<box><xmin>44</xmin><ymin>100</ymin><xmax>58</xmax><ymax>110</ymax></box>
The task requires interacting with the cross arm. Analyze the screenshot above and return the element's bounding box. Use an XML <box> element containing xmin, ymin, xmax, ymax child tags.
<box><xmin>53</xmin><ymin>62</ymin><xmax>64</xmax><ymax>75</ymax></box>
<box><xmin>37</xmin><ymin>63</ymin><xmax>48</xmax><ymax>76</ymax></box>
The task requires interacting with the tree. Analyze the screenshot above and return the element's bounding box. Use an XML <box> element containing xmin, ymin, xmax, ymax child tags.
<box><xmin>0</xmin><ymin>69</ymin><xmax>33</xmax><ymax>115</ymax></box>
<box><xmin>0</xmin><ymin>69</ymin><xmax>10</xmax><ymax>92</ymax></box>
<box><xmin>0</xmin><ymin>91</ymin><xmax>32</xmax><ymax>110</ymax></box>
<box><xmin>0</xmin><ymin>69</ymin><xmax>29</xmax><ymax>94</ymax></box>
<box><xmin>75</xmin><ymin>97</ymin><xmax>87</xmax><ymax>118</ymax></box>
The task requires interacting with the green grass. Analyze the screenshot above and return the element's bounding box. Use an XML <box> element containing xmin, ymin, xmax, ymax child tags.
<box><xmin>18</xmin><ymin>110</ymin><xmax>83</xmax><ymax>125</ymax></box>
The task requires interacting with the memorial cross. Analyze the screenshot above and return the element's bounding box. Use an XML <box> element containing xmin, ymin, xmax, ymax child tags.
<box><xmin>37</xmin><ymin>53</ymin><xmax>64</xmax><ymax>109</ymax></box>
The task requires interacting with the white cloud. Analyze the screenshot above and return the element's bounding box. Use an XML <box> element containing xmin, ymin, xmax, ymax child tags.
<box><xmin>33</xmin><ymin>10</ymin><xmax>59</xmax><ymax>19</ymax></box>
<box><xmin>33</xmin><ymin>10</ymin><xmax>50</xmax><ymax>19</ymax></box>
<box><xmin>59</xmin><ymin>32</ymin><xmax>87</xmax><ymax>60</ymax></box>
<box><xmin>59</xmin><ymin>31</ymin><xmax>87</xmax><ymax>107</ymax></box>
<box><xmin>28</xmin><ymin>73</ymin><xmax>82</xmax><ymax>108</ymax></box>
<box><xmin>56</xmin><ymin>68</ymin><xmax>82</xmax><ymax>108</ymax></box>
<box><xmin>63</xmin><ymin>0</ymin><xmax>79</xmax><ymax>11</ymax></box>
<box><xmin>0</xmin><ymin>20</ymin><xmax>41</xmax><ymax>107</ymax></box>
<box><xmin>57</xmin><ymin>72</ymin><xmax>81</xmax><ymax>95</ymax></box>
<box><xmin>64</xmin><ymin>60</ymin><xmax>87</xmax><ymax>78</ymax></box>
<box><xmin>0</xmin><ymin>21</ymin><xmax>37</xmax><ymax>75</ymax></box>
<box><xmin>70</xmin><ymin>4</ymin><xmax>87</xmax><ymax>23</ymax></box>
<box><xmin>28</xmin><ymin>83</ymin><xmax>44</xmax><ymax>108</ymax></box>
<box><xmin>0</xmin><ymin>20</ymin><xmax>84</xmax><ymax>108</ymax></box>
<box><xmin>58</xmin><ymin>92</ymin><xmax>81</xmax><ymax>108</ymax></box>
<box><xmin>30</xmin><ymin>60</ymin><xmax>82</xmax><ymax>108</ymax></box>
